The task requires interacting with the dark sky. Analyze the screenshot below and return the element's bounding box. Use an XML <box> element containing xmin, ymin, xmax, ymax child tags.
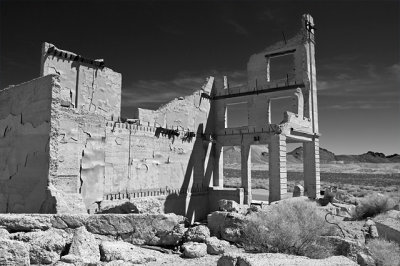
<box><xmin>1</xmin><ymin>0</ymin><xmax>399</xmax><ymax>155</ymax></box>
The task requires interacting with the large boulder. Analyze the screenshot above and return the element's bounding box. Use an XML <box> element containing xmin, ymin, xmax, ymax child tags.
<box><xmin>184</xmin><ymin>225</ymin><xmax>210</xmax><ymax>243</ymax></box>
<box><xmin>85</xmin><ymin>213</ymin><xmax>186</xmax><ymax>245</ymax></box>
<box><xmin>0</xmin><ymin>214</ymin><xmax>52</xmax><ymax>231</ymax></box>
<box><xmin>219</xmin><ymin>200</ymin><xmax>240</xmax><ymax>213</ymax></box>
<box><xmin>208</xmin><ymin>211</ymin><xmax>247</xmax><ymax>243</ymax></box>
<box><xmin>157</xmin><ymin>223</ymin><xmax>187</xmax><ymax>246</ymax></box>
<box><xmin>11</xmin><ymin>228</ymin><xmax>71</xmax><ymax>264</ymax></box>
<box><xmin>0</xmin><ymin>239</ymin><xmax>30</xmax><ymax>265</ymax></box>
<box><xmin>182</xmin><ymin>242</ymin><xmax>207</xmax><ymax>258</ymax></box>
<box><xmin>0</xmin><ymin>227</ymin><xmax>10</xmax><ymax>239</ymax></box>
<box><xmin>217</xmin><ymin>253</ymin><xmax>357</xmax><ymax>266</ymax></box>
<box><xmin>99</xmin><ymin>241</ymin><xmax>157</xmax><ymax>263</ymax></box>
<box><xmin>68</xmin><ymin>226</ymin><xmax>100</xmax><ymax>263</ymax></box>
<box><xmin>206</xmin><ymin>236</ymin><xmax>230</xmax><ymax>255</ymax></box>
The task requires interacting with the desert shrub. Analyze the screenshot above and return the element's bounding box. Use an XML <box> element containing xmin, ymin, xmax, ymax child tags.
<box><xmin>242</xmin><ymin>200</ymin><xmax>337</xmax><ymax>259</ymax></box>
<box><xmin>354</xmin><ymin>193</ymin><xmax>396</xmax><ymax>220</ymax></box>
<box><xmin>367</xmin><ymin>238</ymin><xmax>400</xmax><ymax>266</ymax></box>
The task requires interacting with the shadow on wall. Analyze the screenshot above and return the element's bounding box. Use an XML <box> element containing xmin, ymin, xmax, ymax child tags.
<box><xmin>164</xmin><ymin>107</ymin><xmax>216</xmax><ymax>222</ymax></box>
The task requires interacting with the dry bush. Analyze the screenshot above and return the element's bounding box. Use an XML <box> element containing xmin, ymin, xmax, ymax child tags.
<box><xmin>367</xmin><ymin>238</ymin><xmax>400</xmax><ymax>266</ymax></box>
<box><xmin>354</xmin><ymin>193</ymin><xmax>396</xmax><ymax>220</ymax></box>
<box><xmin>242</xmin><ymin>200</ymin><xmax>337</xmax><ymax>259</ymax></box>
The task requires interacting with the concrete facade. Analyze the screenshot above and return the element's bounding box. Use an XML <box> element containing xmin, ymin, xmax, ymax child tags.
<box><xmin>0</xmin><ymin>14</ymin><xmax>320</xmax><ymax>220</ymax></box>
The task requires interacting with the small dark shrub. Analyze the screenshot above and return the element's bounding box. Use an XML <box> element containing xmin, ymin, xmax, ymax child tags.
<box><xmin>354</xmin><ymin>194</ymin><xmax>394</xmax><ymax>220</ymax></box>
<box><xmin>367</xmin><ymin>238</ymin><xmax>400</xmax><ymax>266</ymax></box>
<box><xmin>242</xmin><ymin>200</ymin><xmax>337</xmax><ymax>259</ymax></box>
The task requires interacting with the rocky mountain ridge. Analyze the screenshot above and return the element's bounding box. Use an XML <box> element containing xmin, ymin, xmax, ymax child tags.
<box><xmin>224</xmin><ymin>146</ymin><xmax>400</xmax><ymax>164</ymax></box>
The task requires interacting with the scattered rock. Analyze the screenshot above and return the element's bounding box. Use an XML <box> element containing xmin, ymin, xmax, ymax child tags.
<box><xmin>0</xmin><ymin>239</ymin><xmax>30</xmax><ymax>266</ymax></box>
<box><xmin>0</xmin><ymin>214</ymin><xmax>52</xmax><ymax>231</ymax></box>
<box><xmin>182</xmin><ymin>242</ymin><xmax>207</xmax><ymax>258</ymax></box>
<box><xmin>217</xmin><ymin>252</ymin><xmax>357</xmax><ymax>266</ymax></box>
<box><xmin>217</xmin><ymin>253</ymin><xmax>237</xmax><ymax>266</ymax></box>
<box><xmin>208</xmin><ymin>211</ymin><xmax>247</xmax><ymax>243</ymax></box>
<box><xmin>68</xmin><ymin>226</ymin><xmax>100</xmax><ymax>263</ymax></box>
<box><xmin>206</xmin><ymin>236</ymin><xmax>230</xmax><ymax>255</ymax></box>
<box><xmin>293</xmin><ymin>184</ymin><xmax>304</xmax><ymax>197</ymax></box>
<box><xmin>219</xmin><ymin>200</ymin><xmax>240</xmax><ymax>213</ymax></box>
<box><xmin>100</xmin><ymin>241</ymin><xmax>156</xmax><ymax>263</ymax></box>
<box><xmin>362</xmin><ymin>218</ymin><xmax>379</xmax><ymax>241</ymax></box>
<box><xmin>12</xmin><ymin>228</ymin><xmax>71</xmax><ymax>264</ymax></box>
<box><xmin>158</xmin><ymin>223</ymin><xmax>187</xmax><ymax>246</ymax></box>
<box><xmin>0</xmin><ymin>227</ymin><xmax>10</xmax><ymax>239</ymax></box>
<box><xmin>184</xmin><ymin>225</ymin><xmax>210</xmax><ymax>243</ymax></box>
<box><xmin>85</xmin><ymin>213</ymin><xmax>185</xmax><ymax>245</ymax></box>
<box><xmin>60</xmin><ymin>254</ymin><xmax>83</xmax><ymax>264</ymax></box>
<box><xmin>357</xmin><ymin>251</ymin><xmax>376</xmax><ymax>266</ymax></box>
<box><xmin>51</xmin><ymin>214</ymin><xmax>88</xmax><ymax>229</ymax></box>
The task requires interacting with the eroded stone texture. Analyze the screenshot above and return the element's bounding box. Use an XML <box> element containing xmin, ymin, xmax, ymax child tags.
<box><xmin>0</xmin><ymin>239</ymin><xmax>30</xmax><ymax>265</ymax></box>
<box><xmin>68</xmin><ymin>226</ymin><xmax>100</xmax><ymax>263</ymax></box>
<box><xmin>99</xmin><ymin>241</ymin><xmax>156</xmax><ymax>263</ymax></box>
<box><xmin>0</xmin><ymin>75</ymin><xmax>55</xmax><ymax>213</ymax></box>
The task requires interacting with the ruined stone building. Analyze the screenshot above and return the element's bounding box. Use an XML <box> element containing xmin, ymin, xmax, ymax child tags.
<box><xmin>0</xmin><ymin>14</ymin><xmax>320</xmax><ymax>222</ymax></box>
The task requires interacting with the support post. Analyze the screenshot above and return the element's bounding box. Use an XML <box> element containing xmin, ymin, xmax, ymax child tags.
<box><xmin>303</xmin><ymin>138</ymin><xmax>320</xmax><ymax>198</ymax></box>
<box><xmin>213</xmin><ymin>143</ymin><xmax>224</xmax><ymax>187</ymax></box>
<box><xmin>268</xmin><ymin>134</ymin><xmax>287</xmax><ymax>202</ymax></box>
<box><xmin>241</xmin><ymin>144</ymin><xmax>252</xmax><ymax>205</ymax></box>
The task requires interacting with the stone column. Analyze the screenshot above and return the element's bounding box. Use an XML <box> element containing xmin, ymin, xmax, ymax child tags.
<box><xmin>241</xmin><ymin>144</ymin><xmax>252</xmax><ymax>205</ymax></box>
<box><xmin>268</xmin><ymin>134</ymin><xmax>287</xmax><ymax>202</ymax></box>
<box><xmin>303</xmin><ymin>138</ymin><xmax>320</xmax><ymax>199</ymax></box>
<box><xmin>213</xmin><ymin>143</ymin><xmax>224</xmax><ymax>188</ymax></box>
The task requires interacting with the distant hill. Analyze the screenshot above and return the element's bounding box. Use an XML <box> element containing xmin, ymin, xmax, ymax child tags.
<box><xmin>223</xmin><ymin>146</ymin><xmax>400</xmax><ymax>165</ymax></box>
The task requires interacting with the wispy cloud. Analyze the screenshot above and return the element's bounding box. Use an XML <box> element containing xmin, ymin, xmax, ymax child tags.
<box><xmin>224</xmin><ymin>19</ymin><xmax>249</xmax><ymax>36</ymax></box>
<box><xmin>122</xmin><ymin>70</ymin><xmax>247</xmax><ymax>110</ymax></box>
<box><xmin>318</xmin><ymin>62</ymin><xmax>399</xmax><ymax>110</ymax></box>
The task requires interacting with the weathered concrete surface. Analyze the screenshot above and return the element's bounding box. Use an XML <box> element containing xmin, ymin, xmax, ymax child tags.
<box><xmin>0</xmin><ymin>75</ymin><xmax>55</xmax><ymax>213</ymax></box>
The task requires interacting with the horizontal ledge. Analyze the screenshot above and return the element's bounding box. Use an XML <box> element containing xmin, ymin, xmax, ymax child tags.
<box><xmin>210</xmin><ymin>83</ymin><xmax>305</xmax><ymax>100</ymax></box>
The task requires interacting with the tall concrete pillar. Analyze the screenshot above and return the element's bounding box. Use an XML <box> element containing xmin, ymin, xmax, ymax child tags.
<box><xmin>268</xmin><ymin>134</ymin><xmax>287</xmax><ymax>202</ymax></box>
<box><xmin>213</xmin><ymin>143</ymin><xmax>224</xmax><ymax>187</ymax></box>
<box><xmin>303</xmin><ymin>138</ymin><xmax>320</xmax><ymax>198</ymax></box>
<box><xmin>241</xmin><ymin>144</ymin><xmax>252</xmax><ymax>205</ymax></box>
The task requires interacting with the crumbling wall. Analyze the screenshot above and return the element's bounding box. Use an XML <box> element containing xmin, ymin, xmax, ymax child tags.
<box><xmin>41</xmin><ymin>42</ymin><xmax>122</xmax><ymax>120</ymax></box>
<box><xmin>136</xmin><ymin>77</ymin><xmax>213</xmax><ymax>131</ymax></box>
<box><xmin>45</xmin><ymin>75</ymin><xmax>106</xmax><ymax>214</ymax></box>
<box><xmin>0</xmin><ymin>75</ymin><xmax>56</xmax><ymax>213</ymax></box>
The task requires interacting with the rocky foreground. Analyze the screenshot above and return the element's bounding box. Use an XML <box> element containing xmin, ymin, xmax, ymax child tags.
<box><xmin>0</xmin><ymin>208</ymin><xmax>363</xmax><ymax>266</ymax></box>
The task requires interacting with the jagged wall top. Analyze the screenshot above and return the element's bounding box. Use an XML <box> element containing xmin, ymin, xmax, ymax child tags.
<box><xmin>41</xmin><ymin>42</ymin><xmax>122</xmax><ymax>119</ymax></box>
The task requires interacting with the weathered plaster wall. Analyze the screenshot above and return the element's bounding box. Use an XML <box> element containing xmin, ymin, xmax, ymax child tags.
<box><xmin>0</xmin><ymin>75</ymin><xmax>56</xmax><ymax>213</ymax></box>
<box><xmin>136</xmin><ymin>77</ymin><xmax>213</xmax><ymax>131</ymax></box>
<box><xmin>41</xmin><ymin>42</ymin><xmax>122</xmax><ymax>120</ymax></box>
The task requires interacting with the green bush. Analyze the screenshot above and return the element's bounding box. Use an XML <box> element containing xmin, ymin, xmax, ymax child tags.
<box><xmin>242</xmin><ymin>200</ymin><xmax>337</xmax><ymax>259</ymax></box>
<box><xmin>354</xmin><ymin>193</ymin><xmax>395</xmax><ymax>220</ymax></box>
<box><xmin>367</xmin><ymin>238</ymin><xmax>400</xmax><ymax>266</ymax></box>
